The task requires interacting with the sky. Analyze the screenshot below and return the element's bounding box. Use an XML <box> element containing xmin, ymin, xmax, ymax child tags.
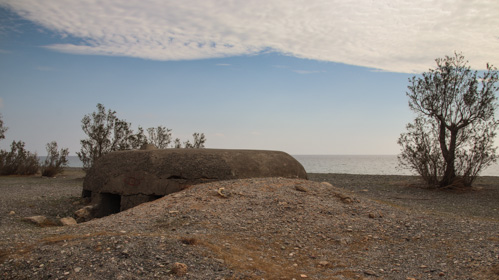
<box><xmin>0</xmin><ymin>0</ymin><xmax>498</xmax><ymax>156</ymax></box>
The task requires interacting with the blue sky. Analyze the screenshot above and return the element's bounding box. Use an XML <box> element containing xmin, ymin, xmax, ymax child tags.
<box><xmin>0</xmin><ymin>0</ymin><xmax>498</xmax><ymax>156</ymax></box>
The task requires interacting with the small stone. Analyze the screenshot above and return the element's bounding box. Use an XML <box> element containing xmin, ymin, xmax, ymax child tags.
<box><xmin>9</xmin><ymin>211</ymin><xmax>15</xmax><ymax>215</ymax></box>
<box><xmin>23</xmin><ymin>216</ymin><xmax>52</xmax><ymax>227</ymax></box>
<box><xmin>300</xmin><ymin>274</ymin><xmax>308</xmax><ymax>278</ymax></box>
<box><xmin>318</xmin><ymin>261</ymin><xmax>329</xmax><ymax>266</ymax></box>
<box><xmin>74</xmin><ymin>205</ymin><xmax>95</xmax><ymax>222</ymax></box>
<box><xmin>60</xmin><ymin>217</ymin><xmax>77</xmax><ymax>226</ymax></box>
<box><xmin>74</xmin><ymin>267</ymin><xmax>82</xmax><ymax>273</ymax></box>
<box><xmin>171</xmin><ymin>262</ymin><xmax>188</xmax><ymax>276</ymax></box>
<box><xmin>364</xmin><ymin>270</ymin><xmax>378</xmax><ymax>276</ymax></box>
<box><xmin>320</xmin><ymin>182</ymin><xmax>333</xmax><ymax>187</ymax></box>
<box><xmin>420</xmin><ymin>265</ymin><xmax>428</xmax><ymax>268</ymax></box>
<box><xmin>295</xmin><ymin>185</ymin><xmax>308</xmax><ymax>192</ymax></box>
<box><xmin>217</xmin><ymin>187</ymin><xmax>230</xmax><ymax>198</ymax></box>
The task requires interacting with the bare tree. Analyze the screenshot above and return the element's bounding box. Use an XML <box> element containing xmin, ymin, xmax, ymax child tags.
<box><xmin>146</xmin><ymin>126</ymin><xmax>172</xmax><ymax>149</ymax></box>
<box><xmin>0</xmin><ymin>114</ymin><xmax>6</xmax><ymax>141</ymax></box>
<box><xmin>41</xmin><ymin>141</ymin><xmax>69</xmax><ymax>177</ymax></box>
<box><xmin>183</xmin><ymin>133</ymin><xmax>206</xmax><ymax>148</ymax></box>
<box><xmin>77</xmin><ymin>104</ymin><xmax>143</xmax><ymax>170</ymax></box>
<box><xmin>398</xmin><ymin>53</ymin><xmax>498</xmax><ymax>188</ymax></box>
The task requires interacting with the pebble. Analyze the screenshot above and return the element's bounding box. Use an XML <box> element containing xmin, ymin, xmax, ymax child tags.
<box><xmin>318</xmin><ymin>261</ymin><xmax>329</xmax><ymax>266</ymax></box>
<box><xmin>171</xmin><ymin>262</ymin><xmax>188</xmax><ymax>276</ymax></box>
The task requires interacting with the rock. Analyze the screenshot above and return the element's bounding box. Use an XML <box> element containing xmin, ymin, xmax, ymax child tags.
<box><xmin>217</xmin><ymin>187</ymin><xmax>230</xmax><ymax>198</ymax></box>
<box><xmin>23</xmin><ymin>216</ymin><xmax>53</xmax><ymax>227</ymax></box>
<box><xmin>318</xmin><ymin>261</ymin><xmax>329</xmax><ymax>267</ymax></box>
<box><xmin>320</xmin><ymin>182</ymin><xmax>333</xmax><ymax>187</ymax></box>
<box><xmin>60</xmin><ymin>217</ymin><xmax>77</xmax><ymax>226</ymax></box>
<box><xmin>74</xmin><ymin>267</ymin><xmax>82</xmax><ymax>273</ymax></box>
<box><xmin>368</xmin><ymin>212</ymin><xmax>383</xmax><ymax>219</ymax></box>
<box><xmin>364</xmin><ymin>270</ymin><xmax>378</xmax><ymax>276</ymax></box>
<box><xmin>295</xmin><ymin>184</ymin><xmax>308</xmax><ymax>192</ymax></box>
<box><xmin>74</xmin><ymin>205</ymin><xmax>96</xmax><ymax>222</ymax></box>
<box><xmin>171</xmin><ymin>262</ymin><xmax>188</xmax><ymax>276</ymax></box>
<box><xmin>8</xmin><ymin>211</ymin><xmax>15</xmax><ymax>215</ymax></box>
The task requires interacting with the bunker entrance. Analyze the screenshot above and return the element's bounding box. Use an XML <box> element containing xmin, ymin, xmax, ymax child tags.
<box><xmin>95</xmin><ymin>193</ymin><xmax>121</xmax><ymax>218</ymax></box>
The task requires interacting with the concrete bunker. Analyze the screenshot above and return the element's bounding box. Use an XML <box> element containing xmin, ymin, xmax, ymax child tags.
<box><xmin>82</xmin><ymin>148</ymin><xmax>307</xmax><ymax>218</ymax></box>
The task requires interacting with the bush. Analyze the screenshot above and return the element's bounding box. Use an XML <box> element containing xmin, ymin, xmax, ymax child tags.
<box><xmin>41</xmin><ymin>141</ymin><xmax>69</xmax><ymax>177</ymax></box>
<box><xmin>0</xmin><ymin>140</ymin><xmax>39</xmax><ymax>175</ymax></box>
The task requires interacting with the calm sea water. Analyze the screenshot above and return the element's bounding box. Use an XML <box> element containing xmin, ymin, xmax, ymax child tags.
<box><xmin>54</xmin><ymin>155</ymin><xmax>499</xmax><ymax>176</ymax></box>
<box><xmin>293</xmin><ymin>155</ymin><xmax>499</xmax><ymax>176</ymax></box>
<box><xmin>39</xmin><ymin>156</ymin><xmax>84</xmax><ymax>168</ymax></box>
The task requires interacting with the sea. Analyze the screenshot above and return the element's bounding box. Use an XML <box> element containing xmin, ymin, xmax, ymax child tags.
<box><xmin>59</xmin><ymin>155</ymin><xmax>499</xmax><ymax>176</ymax></box>
<box><xmin>293</xmin><ymin>155</ymin><xmax>499</xmax><ymax>176</ymax></box>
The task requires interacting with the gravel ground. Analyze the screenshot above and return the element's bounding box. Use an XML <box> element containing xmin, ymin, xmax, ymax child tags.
<box><xmin>1</xmin><ymin>169</ymin><xmax>498</xmax><ymax>279</ymax></box>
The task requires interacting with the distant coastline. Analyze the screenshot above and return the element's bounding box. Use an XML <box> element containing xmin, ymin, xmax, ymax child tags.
<box><xmin>293</xmin><ymin>154</ymin><xmax>499</xmax><ymax>177</ymax></box>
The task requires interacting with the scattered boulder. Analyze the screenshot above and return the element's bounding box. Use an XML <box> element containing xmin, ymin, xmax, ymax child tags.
<box><xmin>74</xmin><ymin>205</ymin><xmax>96</xmax><ymax>222</ymax></box>
<box><xmin>23</xmin><ymin>215</ymin><xmax>55</xmax><ymax>227</ymax></box>
<box><xmin>82</xmin><ymin>149</ymin><xmax>307</xmax><ymax>219</ymax></box>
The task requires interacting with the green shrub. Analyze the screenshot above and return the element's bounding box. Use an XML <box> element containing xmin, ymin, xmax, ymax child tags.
<box><xmin>0</xmin><ymin>140</ymin><xmax>39</xmax><ymax>175</ymax></box>
<box><xmin>41</xmin><ymin>141</ymin><xmax>69</xmax><ymax>177</ymax></box>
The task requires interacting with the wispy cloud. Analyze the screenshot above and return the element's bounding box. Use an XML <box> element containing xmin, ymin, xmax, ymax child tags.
<box><xmin>216</xmin><ymin>63</ymin><xmax>231</xmax><ymax>66</ymax></box>
<box><xmin>2</xmin><ymin>0</ymin><xmax>499</xmax><ymax>73</ymax></box>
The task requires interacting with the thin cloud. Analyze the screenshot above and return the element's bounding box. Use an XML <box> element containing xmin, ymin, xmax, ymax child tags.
<box><xmin>216</xmin><ymin>63</ymin><xmax>231</xmax><ymax>66</ymax></box>
<box><xmin>2</xmin><ymin>0</ymin><xmax>499</xmax><ymax>73</ymax></box>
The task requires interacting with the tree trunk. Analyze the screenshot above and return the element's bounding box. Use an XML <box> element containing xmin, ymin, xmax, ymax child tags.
<box><xmin>439</xmin><ymin>128</ymin><xmax>458</xmax><ymax>187</ymax></box>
